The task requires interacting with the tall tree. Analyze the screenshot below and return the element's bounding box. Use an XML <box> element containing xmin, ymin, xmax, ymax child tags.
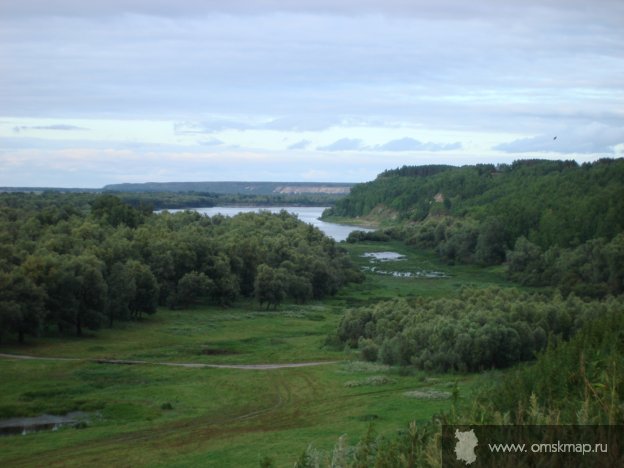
<box><xmin>68</xmin><ymin>255</ymin><xmax>108</xmax><ymax>336</ymax></box>
<box><xmin>175</xmin><ymin>271</ymin><xmax>213</xmax><ymax>308</ymax></box>
<box><xmin>126</xmin><ymin>260</ymin><xmax>159</xmax><ymax>319</ymax></box>
<box><xmin>0</xmin><ymin>270</ymin><xmax>46</xmax><ymax>343</ymax></box>
<box><xmin>254</xmin><ymin>264</ymin><xmax>287</xmax><ymax>310</ymax></box>
<box><xmin>106</xmin><ymin>262</ymin><xmax>136</xmax><ymax>326</ymax></box>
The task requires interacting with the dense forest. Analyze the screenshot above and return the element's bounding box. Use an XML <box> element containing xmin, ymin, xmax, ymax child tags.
<box><xmin>0</xmin><ymin>193</ymin><xmax>362</xmax><ymax>342</ymax></box>
<box><xmin>329</xmin><ymin>159</ymin><xmax>624</xmax><ymax>297</ymax></box>
<box><xmin>0</xmin><ymin>190</ymin><xmax>346</xmax><ymax>210</ymax></box>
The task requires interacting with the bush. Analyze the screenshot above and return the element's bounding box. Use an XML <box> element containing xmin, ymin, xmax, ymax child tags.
<box><xmin>358</xmin><ymin>338</ymin><xmax>379</xmax><ymax>362</ymax></box>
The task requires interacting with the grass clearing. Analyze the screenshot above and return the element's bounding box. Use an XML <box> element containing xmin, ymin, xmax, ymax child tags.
<box><xmin>340</xmin><ymin>240</ymin><xmax>517</xmax><ymax>301</ymax></box>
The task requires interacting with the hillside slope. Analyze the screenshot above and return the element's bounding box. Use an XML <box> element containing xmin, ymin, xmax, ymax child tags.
<box><xmin>326</xmin><ymin>159</ymin><xmax>624</xmax><ymax>297</ymax></box>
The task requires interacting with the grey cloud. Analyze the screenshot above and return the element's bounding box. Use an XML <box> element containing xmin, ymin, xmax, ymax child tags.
<box><xmin>317</xmin><ymin>138</ymin><xmax>363</xmax><ymax>151</ymax></box>
<box><xmin>174</xmin><ymin>120</ymin><xmax>253</xmax><ymax>134</ymax></box>
<box><xmin>494</xmin><ymin>124</ymin><xmax>624</xmax><ymax>154</ymax></box>
<box><xmin>198</xmin><ymin>138</ymin><xmax>224</xmax><ymax>146</ymax></box>
<box><xmin>13</xmin><ymin>124</ymin><xmax>88</xmax><ymax>132</ymax></box>
<box><xmin>2</xmin><ymin>8</ymin><xmax>622</xmax><ymax>138</ymax></box>
<box><xmin>0</xmin><ymin>136</ymin><xmax>225</xmax><ymax>153</ymax></box>
<box><xmin>263</xmin><ymin>116</ymin><xmax>340</xmax><ymax>132</ymax></box>
<box><xmin>373</xmin><ymin>137</ymin><xmax>462</xmax><ymax>152</ymax></box>
<box><xmin>287</xmin><ymin>139</ymin><xmax>311</xmax><ymax>150</ymax></box>
<box><xmin>175</xmin><ymin>116</ymin><xmax>340</xmax><ymax>134</ymax></box>
<box><xmin>1</xmin><ymin>0</ymin><xmax>622</xmax><ymax>161</ymax></box>
<box><xmin>3</xmin><ymin>1</ymin><xmax>623</xmax><ymax>22</ymax></box>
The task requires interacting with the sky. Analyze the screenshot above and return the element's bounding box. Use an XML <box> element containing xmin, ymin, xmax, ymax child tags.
<box><xmin>1</xmin><ymin>0</ymin><xmax>623</xmax><ymax>187</ymax></box>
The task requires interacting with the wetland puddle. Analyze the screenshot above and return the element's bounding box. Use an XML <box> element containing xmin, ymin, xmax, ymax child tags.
<box><xmin>361</xmin><ymin>251</ymin><xmax>449</xmax><ymax>279</ymax></box>
<box><xmin>0</xmin><ymin>411</ymin><xmax>89</xmax><ymax>436</ymax></box>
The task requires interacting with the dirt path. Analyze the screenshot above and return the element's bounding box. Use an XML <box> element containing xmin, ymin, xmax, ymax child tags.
<box><xmin>0</xmin><ymin>352</ymin><xmax>338</xmax><ymax>370</ymax></box>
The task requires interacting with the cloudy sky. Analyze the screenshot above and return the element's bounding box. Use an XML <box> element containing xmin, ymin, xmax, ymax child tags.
<box><xmin>1</xmin><ymin>0</ymin><xmax>623</xmax><ymax>187</ymax></box>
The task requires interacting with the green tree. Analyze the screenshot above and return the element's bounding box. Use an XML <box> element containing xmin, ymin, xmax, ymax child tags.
<box><xmin>175</xmin><ymin>271</ymin><xmax>214</xmax><ymax>308</ymax></box>
<box><xmin>287</xmin><ymin>275</ymin><xmax>313</xmax><ymax>304</ymax></box>
<box><xmin>126</xmin><ymin>260</ymin><xmax>159</xmax><ymax>319</ymax></box>
<box><xmin>68</xmin><ymin>255</ymin><xmax>109</xmax><ymax>336</ymax></box>
<box><xmin>91</xmin><ymin>195</ymin><xmax>145</xmax><ymax>228</ymax></box>
<box><xmin>507</xmin><ymin>237</ymin><xmax>545</xmax><ymax>285</ymax></box>
<box><xmin>254</xmin><ymin>264</ymin><xmax>287</xmax><ymax>310</ymax></box>
<box><xmin>475</xmin><ymin>218</ymin><xmax>507</xmax><ymax>265</ymax></box>
<box><xmin>0</xmin><ymin>270</ymin><xmax>46</xmax><ymax>343</ymax></box>
<box><xmin>604</xmin><ymin>233</ymin><xmax>624</xmax><ymax>294</ymax></box>
<box><xmin>106</xmin><ymin>262</ymin><xmax>136</xmax><ymax>326</ymax></box>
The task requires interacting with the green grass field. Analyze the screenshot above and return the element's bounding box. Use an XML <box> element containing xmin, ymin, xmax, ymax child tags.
<box><xmin>0</xmin><ymin>242</ymin><xmax>507</xmax><ymax>467</ymax></box>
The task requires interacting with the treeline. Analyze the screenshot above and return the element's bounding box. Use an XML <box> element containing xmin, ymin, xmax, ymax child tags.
<box><xmin>334</xmin><ymin>159</ymin><xmax>624</xmax><ymax>297</ymax></box>
<box><xmin>113</xmin><ymin>191</ymin><xmax>345</xmax><ymax>210</ymax></box>
<box><xmin>2</xmin><ymin>189</ymin><xmax>344</xmax><ymax>211</ymax></box>
<box><xmin>0</xmin><ymin>193</ymin><xmax>361</xmax><ymax>342</ymax></box>
<box><xmin>334</xmin><ymin>287</ymin><xmax>624</xmax><ymax>372</ymax></box>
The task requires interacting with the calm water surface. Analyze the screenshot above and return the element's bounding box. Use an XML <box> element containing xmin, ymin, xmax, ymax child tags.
<box><xmin>166</xmin><ymin>206</ymin><xmax>372</xmax><ymax>242</ymax></box>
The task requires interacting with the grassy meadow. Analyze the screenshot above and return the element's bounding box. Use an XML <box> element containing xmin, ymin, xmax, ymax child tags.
<box><xmin>0</xmin><ymin>241</ymin><xmax>510</xmax><ymax>467</ymax></box>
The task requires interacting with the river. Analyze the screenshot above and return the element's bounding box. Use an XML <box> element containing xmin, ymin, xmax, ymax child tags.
<box><xmin>163</xmin><ymin>206</ymin><xmax>372</xmax><ymax>242</ymax></box>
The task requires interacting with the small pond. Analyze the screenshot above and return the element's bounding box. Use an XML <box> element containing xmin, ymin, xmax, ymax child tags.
<box><xmin>361</xmin><ymin>251</ymin><xmax>407</xmax><ymax>262</ymax></box>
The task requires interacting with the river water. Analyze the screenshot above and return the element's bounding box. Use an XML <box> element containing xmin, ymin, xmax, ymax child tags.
<box><xmin>164</xmin><ymin>206</ymin><xmax>372</xmax><ymax>242</ymax></box>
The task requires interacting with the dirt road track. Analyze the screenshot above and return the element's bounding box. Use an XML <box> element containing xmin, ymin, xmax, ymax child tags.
<box><xmin>0</xmin><ymin>352</ymin><xmax>338</xmax><ymax>370</ymax></box>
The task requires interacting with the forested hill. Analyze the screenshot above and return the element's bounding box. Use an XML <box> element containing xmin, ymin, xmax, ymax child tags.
<box><xmin>327</xmin><ymin>158</ymin><xmax>624</xmax><ymax>297</ymax></box>
<box><xmin>328</xmin><ymin>159</ymin><xmax>623</xmax><ymax>237</ymax></box>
